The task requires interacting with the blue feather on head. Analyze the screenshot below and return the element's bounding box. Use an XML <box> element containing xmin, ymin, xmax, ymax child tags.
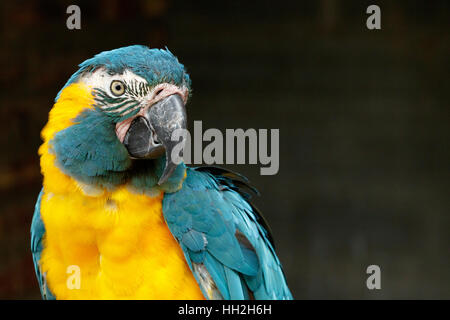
<box><xmin>56</xmin><ymin>45</ymin><xmax>191</xmax><ymax>102</ymax></box>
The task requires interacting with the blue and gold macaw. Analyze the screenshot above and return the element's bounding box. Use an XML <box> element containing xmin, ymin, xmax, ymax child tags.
<box><xmin>31</xmin><ymin>45</ymin><xmax>292</xmax><ymax>300</ymax></box>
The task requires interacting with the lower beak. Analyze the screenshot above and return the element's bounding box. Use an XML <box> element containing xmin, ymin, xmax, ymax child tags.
<box><xmin>123</xmin><ymin>94</ymin><xmax>187</xmax><ymax>185</ymax></box>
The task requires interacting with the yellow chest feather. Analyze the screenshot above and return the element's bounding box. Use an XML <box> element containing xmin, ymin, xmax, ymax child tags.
<box><xmin>40</xmin><ymin>187</ymin><xmax>204</xmax><ymax>299</ymax></box>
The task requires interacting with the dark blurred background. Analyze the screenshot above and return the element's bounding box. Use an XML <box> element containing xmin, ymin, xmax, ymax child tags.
<box><xmin>0</xmin><ymin>0</ymin><xmax>449</xmax><ymax>299</ymax></box>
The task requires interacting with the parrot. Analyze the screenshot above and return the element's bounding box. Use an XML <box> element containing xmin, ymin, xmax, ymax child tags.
<box><xmin>30</xmin><ymin>45</ymin><xmax>293</xmax><ymax>300</ymax></box>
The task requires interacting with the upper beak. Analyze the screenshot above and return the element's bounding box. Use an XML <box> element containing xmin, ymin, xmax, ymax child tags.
<box><xmin>123</xmin><ymin>94</ymin><xmax>187</xmax><ymax>185</ymax></box>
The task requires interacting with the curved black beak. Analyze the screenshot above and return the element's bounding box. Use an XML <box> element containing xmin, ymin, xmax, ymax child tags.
<box><xmin>123</xmin><ymin>94</ymin><xmax>187</xmax><ymax>185</ymax></box>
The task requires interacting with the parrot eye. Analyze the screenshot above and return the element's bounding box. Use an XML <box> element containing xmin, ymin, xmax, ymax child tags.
<box><xmin>110</xmin><ymin>80</ymin><xmax>125</xmax><ymax>96</ymax></box>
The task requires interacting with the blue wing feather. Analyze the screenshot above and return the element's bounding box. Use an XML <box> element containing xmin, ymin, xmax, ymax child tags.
<box><xmin>163</xmin><ymin>167</ymin><xmax>293</xmax><ymax>300</ymax></box>
<box><xmin>30</xmin><ymin>189</ymin><xmax>55</xmax><ymax>300</ymax></box>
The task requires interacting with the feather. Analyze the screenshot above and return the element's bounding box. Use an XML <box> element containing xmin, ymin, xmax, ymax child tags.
<box><xmin>163</xmin><ymin>166</ymin><xmax>293</xmax><ymax>300</ymax></box>
<box><xmin>30</xmin><ymin>189</ymin><xmax>55</xmax><ymax>299</ymax></box>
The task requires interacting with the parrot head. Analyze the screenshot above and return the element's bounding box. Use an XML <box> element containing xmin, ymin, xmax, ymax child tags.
<box><xmin>40</xmin><ymin>45</ymin><xmax>191</xmax><ymax>192</ymax></box>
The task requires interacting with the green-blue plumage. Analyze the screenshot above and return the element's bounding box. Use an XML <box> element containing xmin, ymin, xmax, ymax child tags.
<box><xmin>57</xmin><ymin>45</ymin><xmax>191</xmax><ymax>101</ymax></box>
<box><xmin>163</xmin><ymin>167</ymin><xmax>293</xmax><ymax>300</ymax></box>
<box><xmin>31</xmin><ymin>189</ymin><xmax>55</xmax><ymax>300</ymax></box>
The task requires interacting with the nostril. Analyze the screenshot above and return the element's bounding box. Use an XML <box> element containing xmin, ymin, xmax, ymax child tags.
<box><xmin>154</xmin><ymin>135</ymin><xmax>161</xmax><ymax>144</ymax></box>
<box><xmin>154</xmin><ymin>88</ymin><xmax>163</xmax><ymax>96</ymax></box>
<box><xmin>152</xmin><ymin>131</ymin><xmax>161</xmax><ymax>145</ymax></box>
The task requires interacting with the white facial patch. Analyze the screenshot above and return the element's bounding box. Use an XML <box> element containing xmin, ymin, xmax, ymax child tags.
<box><xmin>79</xmin><ymin>68</ymin><xmax>148</xmax><ymax>95</ymax></box>
<box><xmin>76</xmin><ymin>67</ymin><xmax>189</xmax><ymax>142</ymax></box>
<box><xmin>77</xmin><ymin>68</ymin><xmax>148</xmax><ymax>115</ymax></box>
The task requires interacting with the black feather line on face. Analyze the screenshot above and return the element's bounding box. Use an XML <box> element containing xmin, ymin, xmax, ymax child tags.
<box><xmin>124</xmin><ymin>79</ymin><xmax>150</xmax><ymax>98</ymax></box>
<box><xmin>92</xmin><ymin>79</ymin><xmax>150</xmax><ymax>121</ymax></box>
